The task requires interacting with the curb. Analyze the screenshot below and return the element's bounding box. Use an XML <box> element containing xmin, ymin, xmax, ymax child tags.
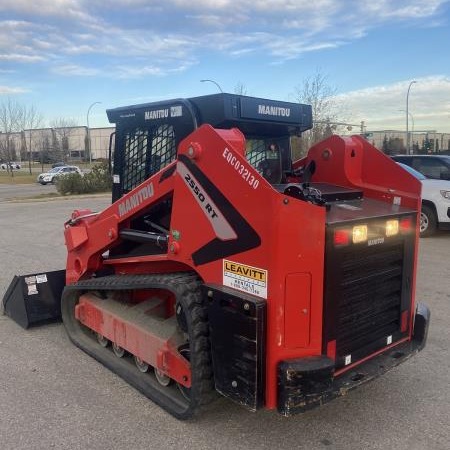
<box><xmin>0</xmin><ymin>192</ymin><xmax>111</xmax><ymax>204</ymax></box>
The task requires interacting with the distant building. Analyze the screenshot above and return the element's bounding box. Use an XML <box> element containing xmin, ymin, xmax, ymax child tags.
<box><xmin>90</xmin><ymin>127</ymin><xmax>115</xmax><ymax>160</ymax></box>
<box><xmin>0</xmin><ymin>126</ymin><xmax>115</xmax><ymax>163</ymax></box>
<box><xmin>2</xmin><ymin>124</ymin><xmax>449</xmax><ymax>164</ymax></box>
<box><xmin>364</xmin><ymin>130</ymin><xmax>450</xmax><ymax>154</ymax></box>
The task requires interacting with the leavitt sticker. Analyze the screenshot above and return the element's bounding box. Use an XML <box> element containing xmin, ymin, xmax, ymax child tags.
<box><xmin>223</xmin><ymin>260</ymin><xmax>267</xmax><ymax>299</ymax></box>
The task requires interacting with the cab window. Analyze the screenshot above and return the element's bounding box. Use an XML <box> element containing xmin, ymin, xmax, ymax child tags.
<box><xmin>245</xmin><ymin>138</ymin><xmax>285</xmax><ymax>184</ymax></box>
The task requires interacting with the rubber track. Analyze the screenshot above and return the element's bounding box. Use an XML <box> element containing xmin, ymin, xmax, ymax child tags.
<box><xmin>61</xmin><ymin>272</ymin><xmax>215</xmax><ymax>420</ymax></box>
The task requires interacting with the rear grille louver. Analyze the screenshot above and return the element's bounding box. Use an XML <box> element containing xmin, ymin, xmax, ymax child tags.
<box><xmin>325</xmin><ymin>240</ymin><xmax>405</xmax><ymax>366</ymax></box>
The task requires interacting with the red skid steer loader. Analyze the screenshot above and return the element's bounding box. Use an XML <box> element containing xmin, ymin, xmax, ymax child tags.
<box><xmin>3</xmin><ymin>93</ymin><xmax>429</xmax><ymax>419</ymax></box>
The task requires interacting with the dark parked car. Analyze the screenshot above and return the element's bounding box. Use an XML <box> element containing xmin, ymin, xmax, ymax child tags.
<box><xmin>391</xmin><ymin>155</ymin><xmax>450</xmax><ymax>180</ymax></box>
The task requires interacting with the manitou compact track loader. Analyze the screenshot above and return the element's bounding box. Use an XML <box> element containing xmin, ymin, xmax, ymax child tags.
<box><xmin>3</xmin><ymin>94</ymin><xmax>429</xmax><ymax>419</ymax></box>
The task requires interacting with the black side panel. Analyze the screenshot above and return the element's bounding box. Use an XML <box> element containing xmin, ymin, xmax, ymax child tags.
<box><xmin>2</xmin><ymin>270</ymin><xmax>66</xmax><ymax>328</ymax></box>
<box><xmin>204</xmin><ymin>285</ymin><xmax>266</xmax><ymax>410</ymax></box>
<box><xmin>413</xmin><ymin>302</ymin><xmax>431</xmax><ymax>351</ymax></box>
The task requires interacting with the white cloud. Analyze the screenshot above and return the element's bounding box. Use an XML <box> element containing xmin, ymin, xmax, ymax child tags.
<box><xmin>110</xmin><ymin>0</ymin><xmax>445</xmax><ymax>21</ymax></box>
<box><xmin>0</xmin><ymin>0</ymin><xmax>448</xmax><ymax>79</ymax></box>
<box><xmin>0</xmin><ymin>0</ymin><xmax>97</xmax><ymax>24</ymax></box>
<box><xmin>0</xmin><ymin>85</ymin><xmax>28</xmax><ymax>94</ymax></box>
<box><xmin>32</xmin><ymin>39</ymin><xmax>55</xmax><ymax>50</ymax></box>
<box><xmin>52</xmin><ymin>64</ymin><xmax>100</xmax><ymax>76</ymax></box>
<box><xmin>1</xmin><ymin>0</ymin><xmax>445</xmax><ymax>67</ymax></box>
<box><xmin>336</xmin><ymin>76</ymin><xmax>450</xmax><ymax>133</ymax></box>
<box><xmin>114</xmin><ymin>59</ymin><xmax>197</xmax><ymax>79</ymax></box>
<box><xmin>0</xmin><ymin>53</ymin><xmax>46</xmax><ymax>62</ymax></box>
<box><xmin>115</xmin><ymin>66</ymin><xmax>165</xmax><ymax>78</ymax></box>
<box><xmin>363</xmin><ymin>0</ymin><xmax>444</xmax><ymax>19</ymax></box>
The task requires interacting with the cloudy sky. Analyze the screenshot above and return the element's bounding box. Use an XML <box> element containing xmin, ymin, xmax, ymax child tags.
<box><xmin>1</xmin><ymin>0</ymin><xmax>450</xmax><ymax>132</ymax></box>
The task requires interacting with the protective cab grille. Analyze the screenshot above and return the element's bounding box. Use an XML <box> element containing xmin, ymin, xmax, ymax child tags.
<box><xmin>122</xmin><ymin>124</ymin><xmax>176</xmax><ymax>194</ymax></box>
<box><xmin>324</xmin><ymin>234</ymin><xmax>412</xmax><ymax>370</ymax></box>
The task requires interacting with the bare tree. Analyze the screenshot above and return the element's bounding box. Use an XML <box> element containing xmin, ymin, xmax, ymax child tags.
<box><xmin>0</xmin><ymin>99</ymin><xmax>46</xmax><ymax>176</ymax></box>
<box><xmin>0</xmin><ymin>98</ymin><xmax>25</xmax><ymax>177</ymax></box>
<box><xmin>33</xmin><ymin>129</ymin><xmax>53</xmax><ymax>172</ymax></box>
<box><xmin>49</xmin><ymin>118</ymin><xmax>78</xmax><ymax>163</ymax></box>
<box><xmin>20</xmin><ymin>105</ymin><xmax>44</xmax><ymax>174</ymax></box>
<box><xmin>293</xmin><ymin>70</ymin><xmax>345</xmax><ymax>155</ymax></box>
<box><xmin>234</xmin><ymin>82</ymin><xmax>248</xmax><ymax>96</ymax></box>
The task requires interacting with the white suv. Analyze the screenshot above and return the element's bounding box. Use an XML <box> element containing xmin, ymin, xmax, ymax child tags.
<box><xmin>37</xmin><ymin>166</ymin><xmax>81</xmax><ymax>185</ymax></box>
<box><xmin>398</xmin><ymin>163</ymin><xmax>450</xmax><ymax>236</ymax></box>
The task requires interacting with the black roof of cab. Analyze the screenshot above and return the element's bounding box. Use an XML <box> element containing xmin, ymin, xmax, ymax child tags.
<box><xmin>106</xmin><ymin>93</ymin><xmax>313</xmax><ymax>137</ymax></box>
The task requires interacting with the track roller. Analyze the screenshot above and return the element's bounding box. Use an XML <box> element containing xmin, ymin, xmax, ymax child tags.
<box><xmin>97</xmin><ymin>333</ymin><xmax>109</xmax><ymax>347</ymax></box>
<box><xmin>112</xmin><ymin>342</ymin><xmax>126</xmax><ymax>358</ymax></box>
<box><xmin>134</xmin><ymin>356</ymin><xmax>149</xmax><ymax>373</ymax></box>
<box><xmin>61</xmin><ymin>273</ymin><xmax>215</xmax><ymax>420</ymax></box>
<box><xmin>155</xmin><ymin>368</ymin><xmax>171</xmax><ymax>386</ymax></box>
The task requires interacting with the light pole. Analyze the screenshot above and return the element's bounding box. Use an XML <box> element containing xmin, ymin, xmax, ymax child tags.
<box><xmin>86</xmin><ymin>101</ymin><xmax>102</xmax><ymax>165</ymax></box>
<box><xmin>200</xmin><ymin>79</ymin><xmax>223</xmax><ymax>93</ymax></box>
<box><xmin>406</xmin><ymin>81</ymin><xmax>417</xmax><ymax>154</ymax></box>
<box><xmin>399</xmin><ymin>109</ymin><xmax>415</xmax><ymax>152</ymax></box>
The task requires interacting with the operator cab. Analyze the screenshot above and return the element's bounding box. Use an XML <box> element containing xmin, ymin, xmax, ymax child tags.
<box><xmin>107</xmin><ymin>93</ymin><xmax>312</xmax><ymax>201</ymax></box>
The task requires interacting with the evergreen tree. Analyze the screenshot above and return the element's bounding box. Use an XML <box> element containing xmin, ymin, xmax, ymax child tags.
<box><xmin>423</xmin><ymin>137</ymin><xmax>432</xmax><ymax>154</ymax></box>
<box><xmin>382</xmin><ymin>134</ymin><xmax>389</xmax><ymax>153</ymax></box>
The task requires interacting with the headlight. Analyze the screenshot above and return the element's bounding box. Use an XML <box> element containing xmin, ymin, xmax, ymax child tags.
<box><xmin>440</xmin><ymin>190</ymin><xmax>450</xmax><ymax>200</ymax></box>
<box><xmin>352</xmin><ymin>225</ymin><xmax>368</xmax><ymax>243</ymax></box>
<box><xmin>43</xmin><ymin>176</ymin><xmax>51</xmax><ymax>181</ymax></box>
<box><xmin>386</xmin><ymin>219</ymin><xmax>399</xmax><ymax>237</ymax></box>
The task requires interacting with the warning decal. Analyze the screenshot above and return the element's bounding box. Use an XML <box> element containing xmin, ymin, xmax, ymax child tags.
<box><xmin>223</xmin><ymin>260</ymin><xmax>267</xmax><ymax>299</ymax></box>
<box><xmin>36</xmin><ymin>274</ymin><xmax>48</xmax><ymax>284</ymax></box>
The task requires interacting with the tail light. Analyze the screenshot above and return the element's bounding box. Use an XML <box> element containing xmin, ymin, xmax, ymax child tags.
<box><xmin>400</xmin><ymin>217</ymin><xmax>413</xmax><ymax>233</ymax></box>
<box><xmin>334</xmin><ymin>229</ymin><xmax>349</xmax><ymax>246</ymax></box>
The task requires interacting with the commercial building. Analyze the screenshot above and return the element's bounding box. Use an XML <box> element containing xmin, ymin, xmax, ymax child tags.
<box><xmin>2</xmin><ymin>125</ymin><xmax>449</xmax><ymax>165</ymax></box>
<box><xmin>0</xmin><ymin>126</ymin><xmax>115</xmax><ymax>163</ymax></box>
<box><xmin>365</xmin><ymin>130</ymin><xmax>450</xmax><ymax>154</ymax></box>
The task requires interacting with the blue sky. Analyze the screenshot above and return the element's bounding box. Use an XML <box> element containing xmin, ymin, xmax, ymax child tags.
<box><xmin>1</xmin><ymin>0</ymin><xmax>450</xmax><ymax>132</ymax></box>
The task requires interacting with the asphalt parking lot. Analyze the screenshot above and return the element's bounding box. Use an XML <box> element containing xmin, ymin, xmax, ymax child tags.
<box><xmin>0</xmin><ymin>190</ymin><xmax>449</xmax><ymax>450</ymax></box>
<box><xmin>0</xmin><ymin>182</ymin><xmax>57</xmax><ymax>201</ymax></box>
